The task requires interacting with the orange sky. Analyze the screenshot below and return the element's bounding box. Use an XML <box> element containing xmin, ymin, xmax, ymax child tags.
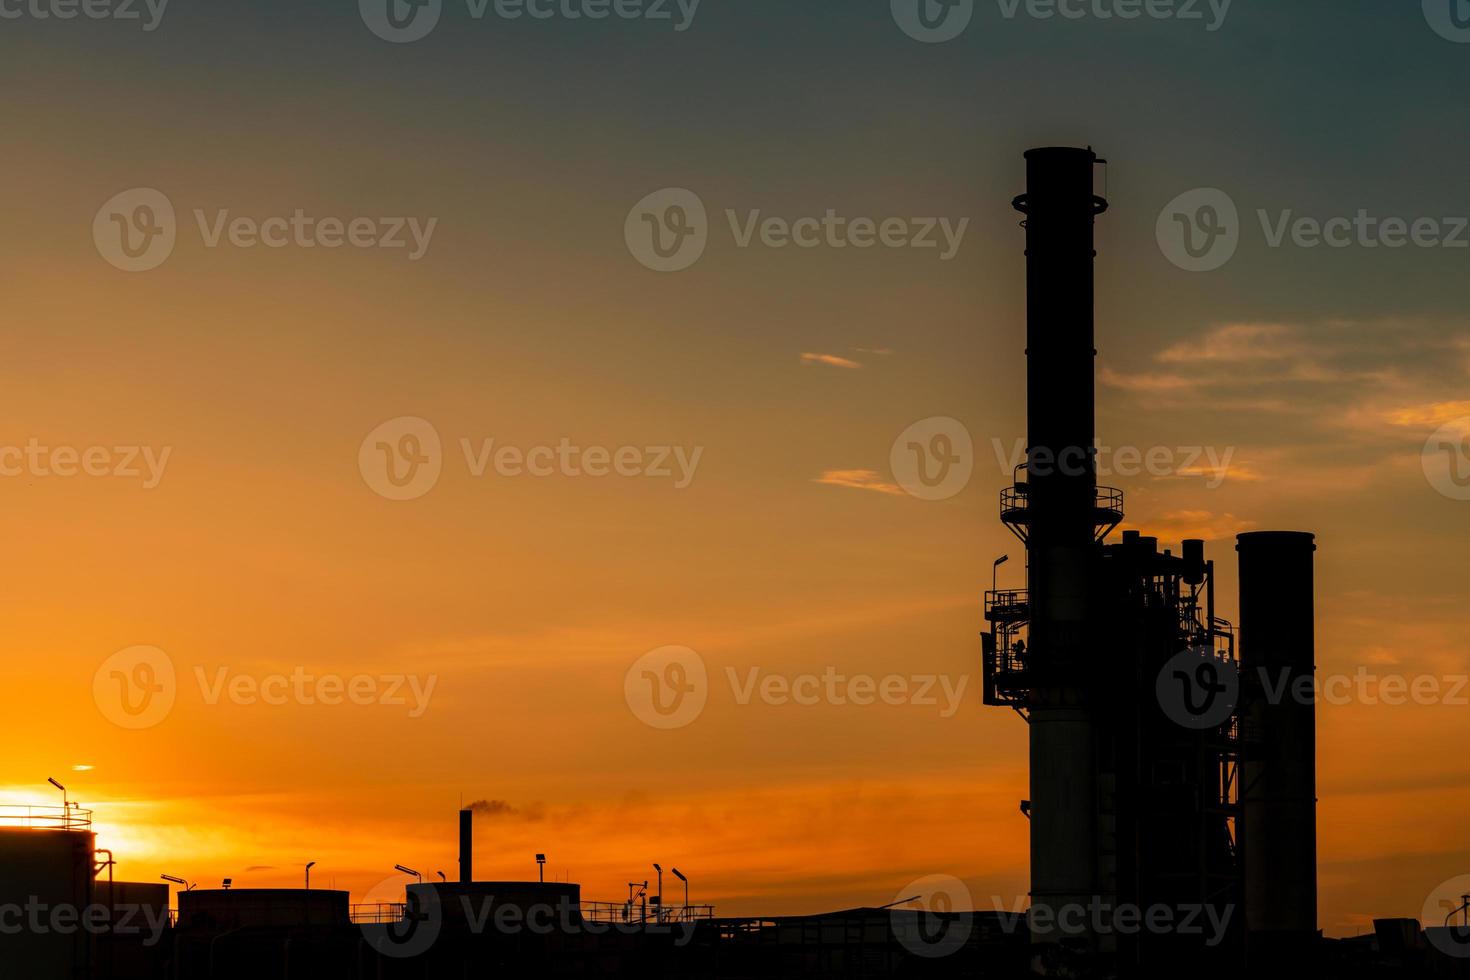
<box><xmin>4</xmin><ymin>1</ymin><xmax>1470</xmax><ymax>941</ymax></box>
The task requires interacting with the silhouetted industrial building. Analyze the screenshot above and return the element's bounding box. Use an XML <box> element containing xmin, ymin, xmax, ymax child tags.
<box><xmin>982</xmin><ymin>146</ymin><xmax>1327</xmax><ymax>975</ymax></box>
<box><xmin>4</xmin><ymin>147</ymin><xmax>1468</xmax><ymax>979</ymax></box>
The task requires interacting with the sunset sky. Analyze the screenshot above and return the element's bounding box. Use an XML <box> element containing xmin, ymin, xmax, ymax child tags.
<box><xmin>2</xmin><ymin>0</ymin><xmax>1468</xmax><ymax>938</ymax></box>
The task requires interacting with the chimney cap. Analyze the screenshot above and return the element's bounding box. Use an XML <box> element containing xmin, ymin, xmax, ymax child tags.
<box><xmin>1236</xmin><ymin>531</ymin><xmax>1315</xmax><ymax>552</ymax></box>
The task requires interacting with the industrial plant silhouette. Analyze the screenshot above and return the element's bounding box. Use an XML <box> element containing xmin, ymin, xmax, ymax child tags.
<box><xmin>5</xmin><ymin>147</ymin><xmax>1468</xmax><ymax>978</ymax></box>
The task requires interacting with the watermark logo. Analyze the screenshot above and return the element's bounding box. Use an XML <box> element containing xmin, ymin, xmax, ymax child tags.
<box><xmin>360</xmin><ymin>0</ymin><xmax>442</xmax><ymax>42</ymax></box>
<box><xmin>891</xmin><ymin>0</ymin><xmax>974</xmax><ymax>42</ymax></box>
<box><xmin>1156</xmin><ymin>647</ymin><xmax>1237</xmax><ymax>729</ymax></box>
<box><xmin>891</xmin><ymin>417</ymin><xmax>973</xmax><ymax>500</ymax></box>
<box><xmin>1423</xmin><ymin>875</ymin><xmax>1470</xmax><ymax>958</ymax></box>
<box><xmin>1162</xmin><ymin>189</ymin><xmax>1470</xmax><ymax>271</ymax></box>
<box><xmin>359</xmin><ymin>875</ymin><xmax>442</xmax><ymax>958</ymax></box>
<box><xmin>1157</xmin><ymin>188</ymin><xmax>1238</xmax><ymax>272</ymax></box>
<box><xmin>360</xmin><ymin>417</ymin><xmax>443</xmax><ymax>501</ymax></box>
<box><xmin>1423</xmin><ymin>417</ymin><xmax>1470</xmax><ymax>501</ymax></box>
<box><xmin>93</xmin><ymin>645</ymin><xmax>177</xmax><ymax>729</ymax></box>
<box><xmin>625</xmin><ymin>645</ymin><xmax>707</xmax><ymax>729</ymax></box>
<box><xmin>626</xmin><ymin>188</ymin><xmax>708</xmax><ymax>272</ymax></box>
<box><xmin>626</xmin><ymin>190</ymin><xmax>969</xmax><ymax>271</ymax></box>
<box><xmin>1424</xmin><ymin>0</ymin><xmax>1470</xmax><ymax>42</ymax></box>
<box><xmin>890</xmin><ymin>874</ymin><xmax>973</xmax><ymax>957</ymax></box>
<box><xmin>95</xmin><ymin>191</ymin><xmax>437</xmax><ymax>271</ymax></box>
<box><xmin>94</xmin><ymin>188</ymin><xmax>176</xmax><ymax>273</ymax></box>
<box><xmin>361</xmin><ymin>422</ymin><xmax>703</xmax><ymax>499</ymax></box>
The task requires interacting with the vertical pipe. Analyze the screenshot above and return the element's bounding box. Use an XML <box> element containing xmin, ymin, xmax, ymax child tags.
<box><xmin>458</xmin><ymin>808</ymin><xmax>473</xmax><ymax>884</ymax></box>
<box><xmin>1236</xmin><ymin>531</ymin><xmax>1317</xmax><ymax>964</ymax></box>
<box><xmin>1015</xmin><ymin>146</ymin><xmax>1106</xmax><ymax>948</ymax></box>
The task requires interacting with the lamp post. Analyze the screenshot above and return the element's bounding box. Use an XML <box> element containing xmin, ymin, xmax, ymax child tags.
<box><xmin>47</xmin><ymin>778</ymin><xmax>68</xmax><ymax>820</ymax></box>
<box><xmin>536</xmin><ymin>854</ymin><xmax>546</xmax><ymax>883</ymax></box>
<box><xmin>671</xmin><ymin>867</ymin><xmax>688</xmax><ymax>917</ymax></box>
<box><xmin>992</xmin><ymin>554</ymin><xmax>1009</xmax><ymax>594</ymax></box>
<box><xmin>305</xmin><ymin>862</ymin><xmax>316</xmax><ymax>890</ymax></box>
<box><xmin>161</xmin><ymin>874</ymin><xmax>193</xmax><ymax>892</ymax></box>
<box><xmin>394</xmin><ymin>865</ymin><xmax>423</xmax><ymax>884</ymax></box>
<box><xmin>653</xmin><ymin>864</ymin><xmax>664</xmax><ymax>923</ymax></box>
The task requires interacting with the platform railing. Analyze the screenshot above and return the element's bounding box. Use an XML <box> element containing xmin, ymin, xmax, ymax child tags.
<box><xmin>580</xmin><ymin>901</ymin><xmax>715</xmax><ymax>924</ymax></box>
<box><xmin>349</xmin><ymin>902</ymin><xmax>407</xmax><ymax>924</ymax></box>
<box><xmin>0</xmin><ymin>804</ymin><xmax>93</xmax><ymax>830</ymax></box>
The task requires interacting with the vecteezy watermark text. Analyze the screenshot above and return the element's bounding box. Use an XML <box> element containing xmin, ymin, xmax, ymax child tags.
<box><xmin>624</xmin><ymin>645</ymin><xmax>972</xmax><ymax>729</ymax></box>
<box><xmin>1157</xmin><ymin>187</ymin><xmax>1470</xmax><ymax>272</ymax></box>
<box><xmin>991</xmin><ymin>895</ymin><xmax>1235</xmax><ymax>947</ymax></box>
<box><xmin>0</xmin><ymin>0</ymin><xmax>168</xmax><ymax>30</ymax></box>
<box><xmin>891</xmin><ymin>0</ymin><xmax>1230</xmax><ymax>43</ymax></box>
<box><xmin>1158</xmin><ymin>650</ymin><xmax>1470</xmax><ymax>730</ymax></box>
<box><xmin>92</xmin><ymin>645</ymin><xmax>438</xmax><ymax>729</ymax></box>
<box><xmin>460</xmin><ymin>438</ymin><xmax>702</xmax><ymax>487</ymax></box>
<box><xmin>0</xmin><ymin>899</ymin><xmax>171</xmax><ymax>946</ymax></box>
<box><xmin>727</xmin><ymin>666</ymin><xmax>969</xmax><ymax>717</ymax></box>
<box><xmin>358</xmin><ymin>417</ymin><xmax>704</xmax><ymax>501</ymax></box>
<box><xmin>625</xmin><ymin>188</ymin><xmax>969</xmax><ymax>272</ymax></box>
<box><xmin>94</xmin><ymin>188</ymin><xmax>437</xmax><ymax>272</ymax></box>
<box><xmin>195</xmin><ymin>666</ymin><xmax>436</xmax><ymax>718</ymax></box>
<box><xmin>360</xmin><ymin>0</ymin><xmax>701</xmax><ymax>43</ymax></box>
<box><xmin>0</xmin><ymin>440</ymin><xmax>171</xmax><ymax>488</ymax></box>
<box><xmin>991</xmin><ymin>438</ymin><xmax>1236</xmax><ymax>487</ymax></box>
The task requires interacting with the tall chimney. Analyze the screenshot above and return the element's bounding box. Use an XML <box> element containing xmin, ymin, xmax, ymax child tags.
<box><xmin>1236</xmin><ymin>531</ymin><xmax>1317</xmax><ymax>965</ymax></box>
<box><xmin>459</xmin><ymin>807</ymin><xmax>473</xmax><ymax>884</ymax></box>
<box><xmin>1013</xmin><ymin>146</ymin><xmax>1107</xmax><ymax>946</ymax></box>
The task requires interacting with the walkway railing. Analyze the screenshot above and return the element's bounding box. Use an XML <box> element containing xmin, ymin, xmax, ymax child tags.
<box><xmin>0</xmin><ymin>804</ymin><xmax>93</xmax><ymax>830</ymax></box>
<box><xmin>349</xmin><ymin>903</ymin><xmax>407</xmax><ymax>924</ymax></box>
<box><xmin>580</xmin><ymin>902</ymin><xmax>715</xmax><ymax>924</ymax></box>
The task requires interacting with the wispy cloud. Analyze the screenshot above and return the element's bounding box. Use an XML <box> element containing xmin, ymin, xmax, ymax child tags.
<box><xmin>854</xmin><ymin>347</ymin><xmax>893</xmax><ymax>356</ymax></box>
<box><xmin>800</xmin><ymin>353</ymin><xmax>862</xmax><ymax>370</ymax></box>
<box><xmin>1119</xmin><ymin>510</ymin><xmax>1256</xmax><ymax>542</ymax></box>
<box><xmin>1381</xmin><ymin>401</ymin><xmax>1470</xmax><ymax>430</ymax></box>
<box><xmin>813</xmin><ymin>469</ymin><xmax>905</xmax><ymax>496</ymax></box>
<box><xmin>1099</xmin><ymin>366</ymin><xmax>1192</xmax><ymax>392</ymax></box>
<box><xmin>1156</xmin><ymin>322</ymin><xmax>1302</xmax><ymax>364</ymax></box>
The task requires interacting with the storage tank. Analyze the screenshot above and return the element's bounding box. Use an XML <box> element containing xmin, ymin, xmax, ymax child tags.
<box><xmin>0</xmin><ymin>805</ymin><xmax>97</xmax><ymax>979</ymax></box>
<box><xmin>177</xmin><ymin>887</ymin><xmax>351</xmax><ymax>931</ymax></box>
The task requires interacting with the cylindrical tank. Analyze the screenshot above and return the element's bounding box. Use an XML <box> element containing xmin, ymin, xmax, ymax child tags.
<box><xmin>1236</xmin><ymin>531</ymin><xmax>1317</xmax><ymax>963</ymax></box>
<box><xmin>0</xmin><ymin>813</ymin><xmax>96</xmax><ymax>979</ymax></box>
<box><xmin>1014</xmin><ymin>146</ymin><xmax>1106</xmax><ymax>947</ymax></box>
<box><xmin>176</xmin><ymin>888</ymin><xmax>351</xmax><ymax>930</ymax></box>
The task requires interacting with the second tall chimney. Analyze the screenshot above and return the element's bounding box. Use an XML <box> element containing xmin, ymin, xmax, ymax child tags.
<box><xmin>1237</xmin><ymin>531</ymin><xmax>1317</xmax><ymax>965</ymax></box>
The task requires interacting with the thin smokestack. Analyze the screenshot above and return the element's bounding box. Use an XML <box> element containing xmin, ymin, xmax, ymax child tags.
<box><xmin>459</xmin><ymin>808</ymin><xmax>473</xmax><ymax>884</ymax></box>
<box><xmin>1237</xmin><ymin>531</ymin><xmax>1317</xmax><ymax>964</ymax></box>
